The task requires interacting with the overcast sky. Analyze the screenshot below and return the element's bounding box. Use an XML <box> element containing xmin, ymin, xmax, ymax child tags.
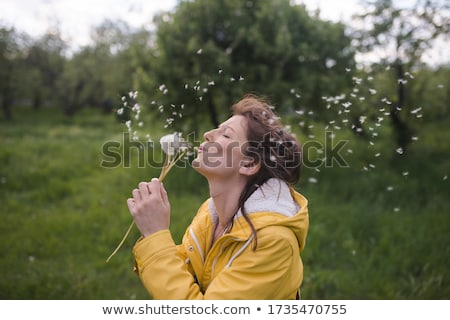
<box><xmin>0</xmin><ymin>0</ymin><xmax>363</xmax><ymax>45</ymax></box>
<box><xmin>0</xmin><ymin>0</ymin><xmax>447</xmax><ymax>65</ymax></box>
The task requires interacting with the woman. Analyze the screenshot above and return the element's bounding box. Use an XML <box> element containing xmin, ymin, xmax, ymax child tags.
<box><xmin>128</xmin><ymin>95</ymin><xmax>309</xmax><ymax>299</ymax></box>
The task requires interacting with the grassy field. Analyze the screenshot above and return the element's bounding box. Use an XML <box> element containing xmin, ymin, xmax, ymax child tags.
<box><xmin>0</xmin><ymin>106</ymin><xmax>449</xmax><ymax>299</ymax></box>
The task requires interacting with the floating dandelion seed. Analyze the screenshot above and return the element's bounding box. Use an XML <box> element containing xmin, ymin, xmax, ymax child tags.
<box><xmin>197</xmin><ymin>48</ymin><xmax>203</xmax><ymax>54</ymax></box>
<box><xmin>402</xmin><ymin>171</ymin><xmax>409</xmax><ymax>176</ymax></box>
<box><xmin>308</xmin><ymin>177</ymin><xmax>318</xmax><ymax>183</ymax></box>
<box><xmin>387</xmin><ymin>186</ymin><xmax>394</xmax><ymax>191</ymax></box>
<box><xmin>396</xmin><ymin>147</ymin><xmax>404</xmax><ymax>155</ymax></box>
<box><xmin>404</xmin><ymin>72</ymin><xmax>414</xmax><ymax>79</ymax></box>
<box><xmin>410</xmin><ymin>107</ymin><xmax>422</xmax><ymax>114</ymax></box>
<box><xmin>393</xmin><ymin>207</ymin><xmax>400</xmax><ymax>212</ymax></box>
<box><xmin>443</xmin><ymin>175</ymin><xmax>448</xmax><ymax>181</ymax></box>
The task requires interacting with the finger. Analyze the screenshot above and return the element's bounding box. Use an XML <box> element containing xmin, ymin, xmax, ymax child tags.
<box><xmin>138</xmin><ymin>182</ymin><xmax>150</xmax><ymax>196</ymax></box>
<box><xmin>148</xmin><ymin>178</ymin><xmax>161</xmax><ymax>199</ymax></box>
<box><xmin>126</xmin><ymin>198</ymin><xmax>136</xmax><ymax>213</ymax></box>
<box><xmin>132</xmin><ymin>188</ymin><xmax>142</xmax><ymax>201</ymax></box>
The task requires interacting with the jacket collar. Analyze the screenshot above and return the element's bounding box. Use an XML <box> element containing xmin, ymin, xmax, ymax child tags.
<box><xmin>208</xmin><ymin>178</ymin><xmax>299</xmax><ymax>222</ymax></box>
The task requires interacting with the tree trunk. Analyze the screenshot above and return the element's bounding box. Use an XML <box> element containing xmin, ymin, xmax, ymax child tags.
<box><xmin>2</xmin><ymin>99</ymin><xmax>12</xmax><ymax>120</ymax></box>
<box><xmin>391</xmin><ymin>60</ymin><xmax>412</xmax><ymax>153</ymax></box>
<box><xmin>207</xmin><ymin>94</ymin><xmax>219</xmax><ymax>128</ymax></box>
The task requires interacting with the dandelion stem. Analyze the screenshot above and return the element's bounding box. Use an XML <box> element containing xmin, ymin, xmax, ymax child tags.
<box><xmin>106</xmin><ymin>220</ymin><xmax>135</xmax><ymax>263</ymax></box>
<box><xmin>106</xmin><ymin>149</ymin><xmax>187</xmax><ymax>263</ymax></box>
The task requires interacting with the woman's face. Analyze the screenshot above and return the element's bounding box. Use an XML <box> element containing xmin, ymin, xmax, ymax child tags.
<box><xmin>192</xmin><ymin>115</ymin><xmax>249</xmax><ymax>179</ymax></box>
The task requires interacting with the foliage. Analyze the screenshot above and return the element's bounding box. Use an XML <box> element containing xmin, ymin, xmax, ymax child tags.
<box><xmin>136</xmin><ymin>0</ymin><xmax>355</xmax><ymax>133</ymax></box>
<box><xmin>351</xmin><ymin>0</ymin><xmax>450</xmax><ymax>151</ymax></box>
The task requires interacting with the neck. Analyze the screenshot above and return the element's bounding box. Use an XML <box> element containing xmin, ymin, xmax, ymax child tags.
<box><xmin>207</xmin><ymin>177</ymin><xmax>247</xmax><ymax>228</ymax></box>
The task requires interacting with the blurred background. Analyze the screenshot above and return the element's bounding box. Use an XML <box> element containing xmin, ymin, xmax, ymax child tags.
<box><xmin>0</xmin><ymin>0</ymin><xmax>449</xmax><ymax>299</ymax></box>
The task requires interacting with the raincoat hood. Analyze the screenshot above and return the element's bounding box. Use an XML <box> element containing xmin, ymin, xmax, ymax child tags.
<box><xmin>208</xmin><ymin>178</ymin><xmax>308</xmax><ymax>251</ymax></box>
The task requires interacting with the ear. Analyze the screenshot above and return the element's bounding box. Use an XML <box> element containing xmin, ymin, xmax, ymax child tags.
<box><xmin>239</xmin><ymin>159</ymin><xmax>261</xmax><ymax>176</ymax></box>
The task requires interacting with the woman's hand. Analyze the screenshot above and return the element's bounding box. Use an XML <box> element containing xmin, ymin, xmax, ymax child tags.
<box><xmin>127</xmin><ymin>178</ymin><xmax>170</xmax><ymax>237</ymax></box>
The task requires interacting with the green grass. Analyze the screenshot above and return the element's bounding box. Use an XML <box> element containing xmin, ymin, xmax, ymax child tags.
<box><xmin>0</xmin><ymin>106</ymin><xmax>449</xmax><ymax>299</ymax></box>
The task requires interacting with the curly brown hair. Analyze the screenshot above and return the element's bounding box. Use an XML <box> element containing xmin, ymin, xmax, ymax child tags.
<box><xmin>231</xmin><ymin>94</ymin><xmax>302</xmax><ymax>249</ymax></box>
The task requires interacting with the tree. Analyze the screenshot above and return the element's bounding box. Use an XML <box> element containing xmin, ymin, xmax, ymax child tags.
<box><xmin>24</xmin><ymin>29</ymin><xmax>66</xmax><ymax>109</ymax></box>
<box><xmin>137</xmin><ymin>0</ymin><xmax>355</xmax><ymax>133</ymax></box>
<box><xmin>0</xmin><ymin>26</ymin><xmax>26</xmax><ymax>120</ymax></box>
<box><xmin>56</xmin><ymin>20</ymin><xmax>152</xmax><ymax>117</ymax></box>
<box><xmin>352</xmin><ymin>0</ymin><xmax>450</xmax><ymax>151</ymax></box>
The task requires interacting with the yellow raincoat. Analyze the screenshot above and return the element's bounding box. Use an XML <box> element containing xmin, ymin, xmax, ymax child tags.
<box><xmin>133</xmin><ymin>178</ymin><xmax>309</xmax><ymax>299</ymax></box>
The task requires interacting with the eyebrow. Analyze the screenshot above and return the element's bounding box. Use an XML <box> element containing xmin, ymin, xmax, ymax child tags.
<box><xmin>219</xmin><ymin>124</ymin><xmax>237</xmax><ymax>132</ymax></box>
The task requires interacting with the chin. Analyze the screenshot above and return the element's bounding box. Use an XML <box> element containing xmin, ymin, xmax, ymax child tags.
<box><xmin>191</xmin><ymin>158</ymin><xmax>201</xmax><ymax>168</ymax></box>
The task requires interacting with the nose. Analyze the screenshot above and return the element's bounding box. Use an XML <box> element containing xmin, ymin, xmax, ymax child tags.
<box><xmin>203</xmin><ymin>128</ymin><xmax>216</xmax><ymax>142</ymax></box>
